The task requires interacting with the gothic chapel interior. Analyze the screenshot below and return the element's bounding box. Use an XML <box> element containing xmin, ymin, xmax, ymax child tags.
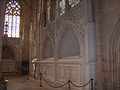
<box><xmin>0</xmin><ymin>0</ymin><xmax>120</xmax><ymax>90</ymax></box>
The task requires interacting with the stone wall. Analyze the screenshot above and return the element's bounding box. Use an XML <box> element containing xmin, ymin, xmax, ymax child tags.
<box><xmin>0</xmin><ymin>0</ymin><xmax>7</xmax><ymax>89</ymax></box>
<box><xmin>2</xmin><ymin>38</ymin><xmax>20</xmax><ymax>73</ymax></box>
<box><xmin>0</xmin><ymin>0</ymin><xmax>5</xmax><ymax>76</ymax></box>
<box><xmin>0</xmin><ymin>0</ymin><xmax>5</xmax><ymax>65</ymax></box>
<box><xmin>0</xmin><ymin>0</ymin><xmax>31</xmax><ymax>74</ymax></box>
<box><xmin>95</xmin><ymin>0</ymin><xmax>120</xmax><ymax>90</ymax></box>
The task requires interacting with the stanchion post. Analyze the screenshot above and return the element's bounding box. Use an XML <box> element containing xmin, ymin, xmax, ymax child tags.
<box><xmin>40</xmin><ymin>73</ymin><xmax>42</xmax><ymax>87</ymax></box>
<box><xmin>68</xmin><ymin>80</ymin><xmax>71</xmax><ymax>90</ymax></box>
<box><xmin>91</xmin><ymin>78</ymin><xmax>94</xmax><ymax>90</ymax></box>
<box><xmin>34</xmin><ymin>63</ymin><xmax>37</xmax><ymax>79</ymax></box>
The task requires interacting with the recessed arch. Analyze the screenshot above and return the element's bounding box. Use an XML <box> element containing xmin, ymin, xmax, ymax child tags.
<box><xmin>57</xmin><ymin>21</ymin><xmax>85</xmax><ymax>59</ymax></box>
<box><xmin>41</xmin><ymin>30</ymin><xmax>54</xmax><ymax>59</ymax></box>
<box><xmin>60</xmin><ymin>26</ymin><xmax>80</xmax><ymax>58</ymax></box>
<box><xmin>43</xmin><ymin>37</ymin><xmax>54</xmax><ymax>59</ymax></box>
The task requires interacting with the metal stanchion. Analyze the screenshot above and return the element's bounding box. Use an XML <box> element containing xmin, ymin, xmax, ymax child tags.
<box><xmin>68</xmin><ymin>80</ymin><xmax>71</xmax><ymax>90</ymax></box>
<box><xmin>36</xmin><ymin>72</ymin><xmax>94</xmax><ymax>90</ymax></box>
<box><xmin>40</xmin><ymin>73</ymin><xmax>42</xmax><ymax>87</ymax></box>
<box><xmin>91</xmin><ymin>78</ymin><xmax>94</xmax><ymax>90</ymax></box>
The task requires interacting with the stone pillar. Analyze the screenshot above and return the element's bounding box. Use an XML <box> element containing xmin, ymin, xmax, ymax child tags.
<box><xmin>55</xmin><ymin>0</ymin><xmax>59</xmax><ymax>17</ymax></box>
<box><xmin>39</xmin><ymin>0</ymin><xmax>45</xmax><ymax>58</ymax></box>
<box><xmin>52</xmin><ymin>0</ymin><xmax>60</xmax><ymax>81</ymax></box>
<box><xmin>42</xmin><ymin>0</ymin><xmax>46</xmax><ymax>27</ymax></box>
<box><xmin>50</xmin><ymin>0</ymin><xmax>56</xmax><ymax>21</ymax></box>
<box><xmin>37</xmin><ymin>0</ymin><xmax>41</xmax><ymax>75</ymax></box>
<box><xmin>87</xmin><ymin>0</ymin><xmax>95</xmax><ymax>22</ymax></box>
<box><xmin>0</xmin><ymin>0</ymin><xmax>6</xmax><ymax>78</ymax></box>
<box><xmin>0</xmin><ymin>1</ymin><xmax>7</xmax><ymax>90</ymax></box>
<box><xmin>94</xmin><ymin>0</ymin><xmax>104</xmax><ymax>90</ymax></box>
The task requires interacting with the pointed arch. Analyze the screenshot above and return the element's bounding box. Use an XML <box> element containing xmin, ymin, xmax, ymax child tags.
<box><xmin>57</xmin><ymin>21</ymin><xmax>85</xmax><ymax>58</ymax></box>
<box><xmin>40</xmin><ymin>30</ymin><xmax>54</xmax><ymax>60</ymax></box>
<box><xmin>43</xmin><ymin>37</ymin><xmax>54</xmax><ymax>59</ymax></box>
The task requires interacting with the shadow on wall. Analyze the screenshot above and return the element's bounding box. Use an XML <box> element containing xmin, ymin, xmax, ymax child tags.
<box><xmin>2</xmin><ymin>45</ymin><xmax>15</xmax><ymax>60</ymax></box>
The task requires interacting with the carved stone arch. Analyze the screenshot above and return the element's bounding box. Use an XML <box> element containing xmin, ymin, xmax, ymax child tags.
<box><xmin>109</xmin><ymin>20</ymin><xmax>120</xmax><ymax>90</ymax></box>
<box><xmin>41</xmin><ymin>30</ymin><xmax>54</xmax><ymax>59</ymax></box>
<box><xmin>66</xmin><ymin>20</ymin><xmax>85</xmax><ymax>40</ymax></box>
<box><xmin>57</xmin><ymin>21</ymin><xmax>85</xmax><ymax>58</ymax></box>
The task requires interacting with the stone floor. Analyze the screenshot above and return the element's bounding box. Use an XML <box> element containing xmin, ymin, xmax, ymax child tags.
<box><xmin>4</xmin><ymin>75</ymin><xmax>90</xmax><ymax>90</ymax></box>
<box><xmin>5</xmin><ymin>76</ymin><xmax>63</xmax><ymax>90</ymax></box>
<box><xmin>5</xmin><ymin>76</ymin><xmax>42</xmax><ymax>90</ymax></box>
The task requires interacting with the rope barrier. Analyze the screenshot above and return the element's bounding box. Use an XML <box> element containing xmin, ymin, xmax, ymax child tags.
<box><xmin>70</xmin><ymin>79</ymin><xmax>91</xmax><ymax>87</ymax></box>
<box><xmin>36</xmin><ymin>73</ymin><xmax>94</xmax><ymax>90</ymax></box>
<box><xmin>42</xmin><ymin>76</ymin><xmax>69</xmax><ymax>88</ymax></box>
<box><xmin>34</xmin><ymin>73</ymin><xmax>41</xmax><ymax>79</ymax></box>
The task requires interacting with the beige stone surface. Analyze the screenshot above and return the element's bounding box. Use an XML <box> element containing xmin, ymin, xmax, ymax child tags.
<box><xmin>6</xmin><ymin>76</ymin><xmax>63</xmax><ymax>90</ymax></box>
<box><xmin>6</xmin><ymin>76</ymin><xmax>46</xmax><ymax>90</ymax></box>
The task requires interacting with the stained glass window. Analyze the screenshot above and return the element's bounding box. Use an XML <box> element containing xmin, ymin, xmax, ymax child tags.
<box><xmin>69</xmin><ymin>0</ymin><xmax>80</xmax><ymax>7</ymax></box>
<box><xmin>4</xmin><ymin>0</ymin><xmax>20</xmax><ymax>38</ymax></box>
<box><xmin>59</xmin><ymin>0</ymin><xmax>65</xmax><ymax>15</ymax></box>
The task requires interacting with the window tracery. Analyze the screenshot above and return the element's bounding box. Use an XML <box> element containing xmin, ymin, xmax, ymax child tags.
<box><xmin>69</xmin><ymin>0</ymin><xmax>80</xmax><ymax>7</ymax></box>
<box><xmin>4</xmin><ymin>0</ymin><xmax>20</xmax><ymax>38</ymax></box>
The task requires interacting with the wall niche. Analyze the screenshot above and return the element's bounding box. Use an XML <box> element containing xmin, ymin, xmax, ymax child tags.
<box><xmin>60</xmin><ymin>27</ymin><xmax>80</xmax><ymax>58</ymax></box>
<box><xmin>2</xmin><ymin>45</ymin><xmax>15</xmax><ymax>60</ymax></box>
<box><xmin>43</xmin><ymin>38</ymin><xmax>54</xmax><ymax>59</ymax></box>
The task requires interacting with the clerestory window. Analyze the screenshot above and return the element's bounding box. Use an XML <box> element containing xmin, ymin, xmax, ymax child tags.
<box><xmin>4</xmin><ymin>0</ymin><xmax>20</xmax><ymax>38</ymax></box>
<box><xmin>59</xmin><ymin>0</ymin><xmax>65</xmax><ymax>15</ymax></box>
<box><xmin>69</xmin><ymin>0</ymin><xmax>80</xmax><ymax>7</ymax></box>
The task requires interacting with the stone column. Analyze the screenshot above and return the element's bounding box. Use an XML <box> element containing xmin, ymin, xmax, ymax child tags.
<box><xmin>50</xmin><ymin>0</ymin><xmax>56</xmax><ymax>21</ymax></box>
<box><xmin>94</xmin><ymin>0</ymin><xmax>104</xmax><ymax>89</ymax></box>
<box><xmin>0</xmin><ymin>0</ymin><xmax>6</xmax><ymax>78</ymax></box>
<box><xmin>0</xmin><ymin>1</ymin><xmax>7</xmax><ymax>90</ymax></box>
<box><xmin>41</xmin><ymin>0</ymin><xmax>46</xmax><ymax>27</ymax></box>
<box><xmin>37</xmin><ymin>0</ymin><xmax>41</xmax><ymax>75</ymax></box>
<box><xmin>53</xmin><ymin>0</ymin><xmax>59</xmax><ymax>81</ymax></box>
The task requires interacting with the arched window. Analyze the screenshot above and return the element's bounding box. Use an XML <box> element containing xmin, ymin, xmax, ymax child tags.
<box><xmin>4</xmin><ymin>0</ymin><xmax>20</xmax><ymax>38</ymax></box>
<box><xmin>69</xmin><ymin>0</ymin><xmax>80</xmax><ymax>7</ymax></box>
<box><xmin>47</xmin><ymin>0</ymin><xmax>50</xmax><ymax>23</ymax></box>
